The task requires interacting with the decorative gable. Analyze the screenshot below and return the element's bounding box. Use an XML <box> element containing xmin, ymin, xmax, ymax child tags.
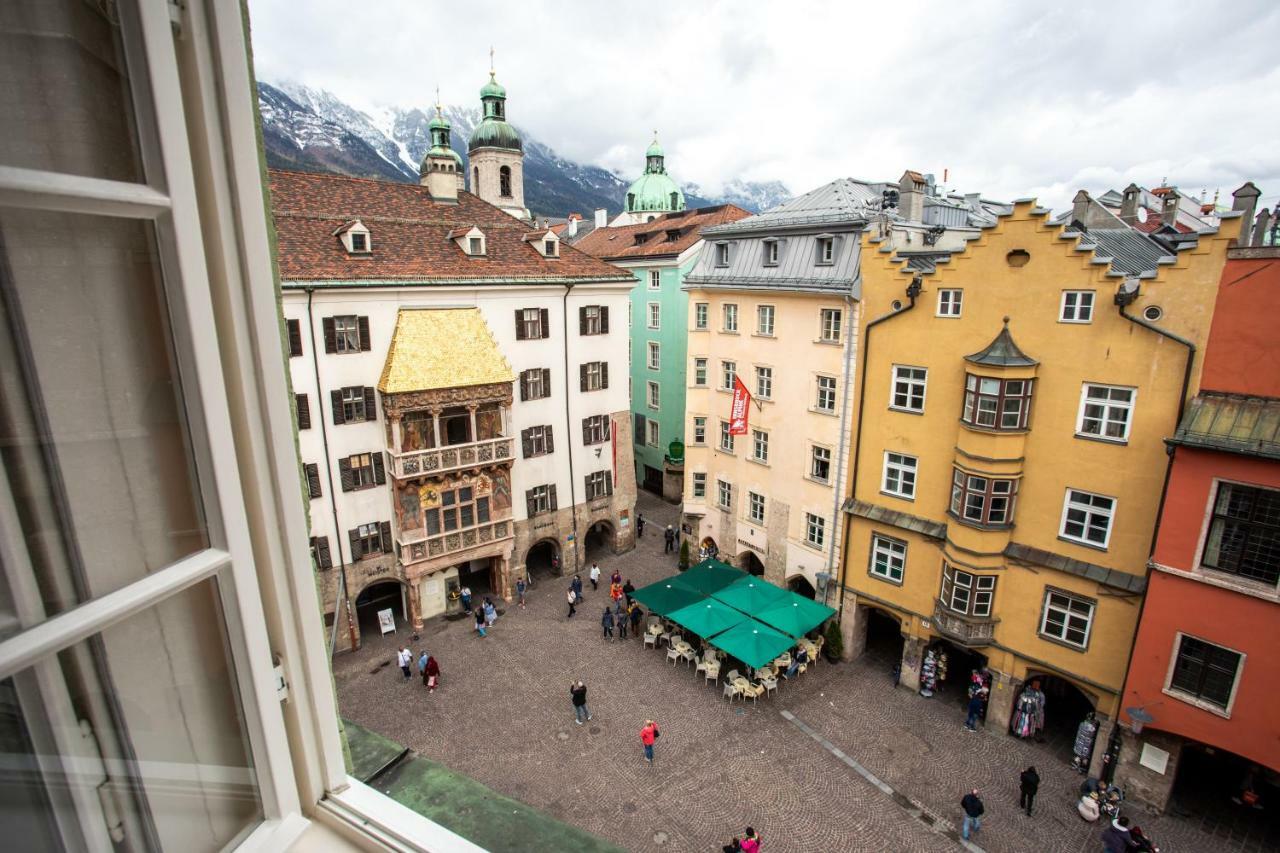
<box><xmin>333</xmin><ymin>220</ymin><xmax>371</xmax><ymax>255</ymax></box>
<box><xmin>447</xmin><ymin>225</ymin><xmax>487</xmax><ymax>257</ymax></box>
<box><xmin>523</xmin><ymin>229</ymin><xmax>559</xmax><ymax>258</ymax></box>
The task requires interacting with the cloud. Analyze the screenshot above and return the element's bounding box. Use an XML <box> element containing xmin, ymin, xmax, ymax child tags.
<box><xmin>246</xmin><ymin>0</ymin><xmax>1280</xmax><ymax>212</ymax></box>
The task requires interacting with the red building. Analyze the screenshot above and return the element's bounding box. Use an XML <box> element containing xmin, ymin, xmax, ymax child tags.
<box><xmin>1116</xmin><ymin>224</ymin><xmax>1280</xmax><ymax>827</ymax></box>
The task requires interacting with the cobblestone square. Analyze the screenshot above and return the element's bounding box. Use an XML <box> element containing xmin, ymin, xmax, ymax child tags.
<box><xmin>334</xmin><ymin>494</ymin><xmax>1259</xmax><ymax>852</ymax></box>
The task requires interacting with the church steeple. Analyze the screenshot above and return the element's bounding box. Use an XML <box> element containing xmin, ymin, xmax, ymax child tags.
<box><xmin>467</xmin><ymin>51</ymin><xmax>527</xmax><ymax>220</ymax></box>
<box><xmin>419</xmin><ymin>89</ymin><xmax>463</xmax><ymax>202</ymax></box>
<box><xmin>645</xmin><ymin>131</ymin><xmax>666</xmax><ymax>174</ymax></box>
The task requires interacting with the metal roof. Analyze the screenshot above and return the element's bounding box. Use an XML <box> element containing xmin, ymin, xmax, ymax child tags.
<box><xmin>1169</xmin><ymin>393</ymin><xmax>1280</xmax><ymax>460</ymax></box>
<box><xmin>965</xmin><ymin>321</ymin><xmax>1038</xmax><ymax>367</ymax></box>
<box><xmin>1004</xmin><ymin>542</ymin><xmax>1146</xmax><ymax>594</ymax></box>
<box><xmin>703</xmin><ymin>178</ymin><xmax>878</xmax><ymax>236</ymax></box>
<box><xmin>1075</xmin><ymin>228</ymin><xmax>1175</xmax><ymax>276</ymax></box>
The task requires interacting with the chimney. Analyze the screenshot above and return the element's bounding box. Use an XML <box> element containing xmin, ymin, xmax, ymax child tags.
<box><xmin>1070</xmin><ymin>190</ymin><xmax>1092</xmax><ymax>230</ymax></box>
<box><xmin>567</xmin><ymin>216</ymin><xmax>579</xmax><ymax>238</ymax></box>
<box><xmin>1231</xmin><ymin>181</ymin><xmax>1261</xmax><ymax>246</ymax></box>
<box><xmin>594</xmin><ymin>208</ymin><xmax>608</xmax><ymax>229</ymax></box>
<box><xmin>1118</xmin><ymin>183</ymin><xmax>1141</xmax><ymax>225</ymax></box>
<box><xmin>1253</xmin><ymin>208</ymin><xmax>1274</xmax><ymax>248</ymax></box>
<box><xmin>898</xmin><ymin>171</ymin><xmax>925</xmax><ymax>222</ymax></box>
<box><xmin>1160</xmin><ymin>188</ymin><xmax>1181</xmax><ymax>227</ymax></box>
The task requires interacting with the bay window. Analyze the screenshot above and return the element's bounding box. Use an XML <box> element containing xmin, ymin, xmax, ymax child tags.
<box><xmin>950</xmin><ymin>469</ymin><xmax>1018</xmax><ymax>526</ymax></box>
<box><xmin>940</xmin><ymin>565</ymin><xmax>997</xmax><ymax>617</ymax></box>
<box><xmin>962</xmin><ymin>374</ymin><xmax>1033</xmax><ymax>430</ymax></box>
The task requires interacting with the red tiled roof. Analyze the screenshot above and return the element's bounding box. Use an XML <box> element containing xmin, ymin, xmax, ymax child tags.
<box><xmin>573</xmin><ymin>205</ymin><xmax>752</xmax><ymax>261</ymax></box>
<box><xmin>268</xmin><ymin>169</ymin><xmax>630</xmax><ymax>282</ymax></box>
<box><xmin>1130</xmin><ymin>208</ymin><xmax>1194</xmax><ymax>234</ymax></box>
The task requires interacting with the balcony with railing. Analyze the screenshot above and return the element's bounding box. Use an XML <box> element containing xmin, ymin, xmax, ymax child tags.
<box><xmin>399</xmin><ymin>513</ymin><xmax>513</xmax><ymax>565</ymax></box>
<box><xmin>932</xmin><ymin>599</ymin><xmax>998</xmax><ymax>647</ymax></box>
<box><xmin>388</xmin><ymin>435</ymin><xmax>514</xmax><ymax>480</ymax></box>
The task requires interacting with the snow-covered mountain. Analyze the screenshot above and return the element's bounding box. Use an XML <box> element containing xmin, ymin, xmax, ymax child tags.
<box><xmin>258</xmin><ymin>80</ymin><xmax>790</xmax><ymax>218</ymax></box>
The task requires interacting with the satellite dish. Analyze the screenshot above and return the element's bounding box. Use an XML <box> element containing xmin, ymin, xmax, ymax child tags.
<box><xmin>1137</xmin><ymin>207</ymin><xmax>1148</xmax><ymax>224</ymax></box>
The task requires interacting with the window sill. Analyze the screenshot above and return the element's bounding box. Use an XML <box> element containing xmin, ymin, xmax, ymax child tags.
<box><xmin>946</xmin><ymin>511</ymin><xmax>1014</xmax><ymax>532</ymax></box>
<box><xmin>716</xmin><ymin>387</ymin><xmax>734</xmax><ymax>395</ymax></box>
<box><xmin>868</xmin><ymin>571</ymin><xmax>904</xmax><ymax>587</ymax></box>
<box><xmin>809</xmin><ymin>408</ymin><xmax>838</xmax><ymax>417</ymax></box>
<box><xmin>692</xmin><ymin>327</ymin><xmax>710</xmax><ymax>333</ymax></box>
<box><xmin>747</xmin><ymin>457</ymin><xmax>770</xmax><ymax>467</ymax></box>
<box><xmin>1057</xmin><ymin>318</ymin><xmax>1094</xmax><ymax>325</ymax></box>
<box><xmin>315</xmin><ymin>776</ymin><xmax>486</xmax><ymax>852</ymax></box>
<box><xmin>934</xmin><ymin>313</ymin><xmax>962</xmax><ymax>319</ymax></box>
<box><xmin>1074</xmin><ymin>432</ymin><xmax>1129</xmax><ymax>446</ymax></box>
<box><xmin>1188</xmin><ymin>565</ymin><xmax>1280</xmax><ymax>600</ymax></box>
<box><xmin>888</xmin><ymin>406</ymin><xmax>925</xmax><ymax>416</ymax></box>
<box><xmin>751</xmin><ymin>332</ymin><xmax>775</xmax><ymax>339</ymax></box>
<box><xmin>880</xmin><ymin>490</ymin><xmax>916</xmax><ymax>503</ymax></box>
<box><xmin>813</xmin><ymin>339</ymin><xmax>841</xmax><ymax>346</ymax></box>
<box><xmin>806</xmin><ymin>476</ymin><xmax>832</xmax><ymax>488</ymax></box>
<box><xmin>800</xmin><ymin>539</ymin><xmax>826</xmax><ymax>552</ymax></box>
<box><xmin>690</xmin><ymin>384</ymin><xmax>709</xmax><ymax>390</ymax></box>
<box><xmin>717</xmin><ymin>448</ymin><xmax>736</xmax><ymax>456</ymax></box>
<box><xmin>1162</xmin><ymin>686</ymin><xmax>1234</xmax><ymax>719</ymax></box>
<box><xmin>1036</xmin><ymin>631</ymin><xmax>1090</xmax><ymax>655</ymax></box>
<box><xmin>1057</xmin><ymin>535</ymin><xmax>1109</xmax><ymax>553</ymax></box>
<box><xmin>960</xmin><ymin>421</ymin><xmax>1029</xmax><ymax>436</ymax></box>
<box><xmin>720</xmin><ymin>330</ymin><xmax>740</xmax><ymax>335</ymax></box>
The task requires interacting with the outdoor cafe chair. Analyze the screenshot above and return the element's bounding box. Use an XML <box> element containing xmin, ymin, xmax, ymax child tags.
<box><xmin>742</xmin><ymin>681</ymin><xmax>765</xmax><ymax>704</ymax></box>
<box><xmin>644</xmin><ymin>631</ymin><xmax>658</xmax><ymax>648</ymax></box>
<box><xmin>704</xmin><ymin>662</ymin><xmax>720</xmax><ymax>685</ymax></box>
<box><xmin>725</xmin><ymin>668</ymin><xmax>740</xmax><ymax>683</ymax></box>
<box><xmin>666</xmin><ymin>645</ymin><xmax>681</xmax><ymax>666</ymax></box>
<box><xmin>679</xmin><ymin>645</ymin><xmax>697</xmax><ymax>667</ymax></box>
<box><xmin>773</xmin><ymin>653</ymin><xmax>791</xmax><ymax>670</ymax></box>
<box><xmin>760</xmin><ymin>675</ymin><xmax>778</xmax><ymax>697</ymax></box>
<box><xmin>722</xmin><ymin>680</ymin><xmax>740</xmax><ymax>702</ymax></box>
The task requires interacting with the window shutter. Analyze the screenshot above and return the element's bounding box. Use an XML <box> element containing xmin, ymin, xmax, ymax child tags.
<box><xmin>305</xmin><ymin>463</ymin><xmax>322</xmax><ymax>499</ymax></box>
<box><xmin>322</xmin><ymin>317</ymin><xmax>337</xmax><ymax>353</ymax></box>
<box><xmin>358</xmin><ymin>316</ymin><xmax>371</xmax><ymax>351</ymax></box>
<box><xmin>372</xmin><ymin>452</ymin><xmax>385</xmax><ymax>485</ymax></box>
<box><xmin>380</xmin><ymin>521</ymin><xmax>393</xmax><ymax>554</ymax></box>
<box><xmin>514</xmin><ymin>309</ymin><xmax>526</xmax><ymax>340</ymax></box>
<box><xmin>634</xmin><ymin>413</ymin><xmax>645</xmax><ymax>443</ymax></box>
<box><xmin>579</xmin><ymin>364</ymin><xmax>588</xmax><ymax>392</ymax></box>
<box><xmin>338</xmin><ymin>457</ymin><xmax>354</xmax><ymax>492</ymax></box>
<box><xmin>605</xmin><ymin>471</ymin><xmax>613</xmax><ymax>497</ymax></box>
<box><xmin>521</xmin><ymin>428</ymin><xmax>533</xmax><ymax>459</ymax></box>
<box><xmin>600</xmin><ymin>306</ymin><xmax>609</xmax><ymax>334</ymax></box>
<box><xmin>545</xmin><ymin>425</ymin><xmax>554</xmax><ymax>454</ymax></box>
<box><xmin>330</xmin><ymin>389</ymin><xmax>345</xmax><ymax>425</ymax></box>
<box><xmin>601</xmin><ymin>362</ymin><xmax>609</xmax><ymax>389</ymax></box>
<box><xmin>604</xmin><ymin>415</ymin><xmax>612</xmax><ymax>440</ymax></box>
<box><xmin>317</xmin><ymin>536</ymin><xmax>332</xmax><ymax>569</ymax></box>
<box><xmin>548</xmin><ymin>484</ymin><xmax>558</xmax><ymax>511</ymax></box>
<box><xmin>296</xmin><ymin>393</ymin><xmax>310</xmax><ymax>430</ymax></box>
<box><xmin>539</xmin><ymin>308</ymin><xmax>550</xmax><ymax>338</ymax></box>
<box><xmin>579</xmin><ymin>306</ymin><xmax>588</xmax><ymax>336</ymax></box>
<box><xmin>582</xmin><ymin>417</ymin><xmax>590</xmax><ymax>445</ymax></box>
<box><xmin>363</xmin><ymin>386</ymin><xmax>377</xmax><ymax>421</ymax></box>
<box><xmin>541</xmin><ymin>368</ymin><xmax>551</xmax><ymax>394</ymax></box>
<box><xmin>526</xmin><ymin>489</ymin><xmax>537</xmax><ymax>518</ymax></box>
<box><xmin>348</xmin><ymin>527</ymin><xmax>362</xmax><ymax>561</ymax></box>
<box><xmin>519</xmin><ymin>370</ymin><xmax>529</xmax><ymax>402</ymax></box>
<box><xmin>287</xmin><ymin>319</ymin><xmax>303</xmax><ymax>357</ymax></box>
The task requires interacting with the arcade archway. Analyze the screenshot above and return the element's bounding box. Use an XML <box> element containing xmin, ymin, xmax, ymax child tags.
<box><xmin>787</xmin><ymin>575</ymin><xmax>817</xmax><ymax>599</ymax></box>
<box><xmin>1012</xmin><ymin>672</ymin><xmax>1098</xmax><ymax>762</ymax></box>
<box><xmin>739</xmin><ymin>551</ymin><xmax>765</xmax><ymax>576</ymax></box>
<box><xmin>526</xmin><ymin>538</ymin><xmax>560</xmax><ymax>580</ymax></box>
<box><xmin>585</xmin><ymin>520</ymin><xmax>616</xmax><ymax>561</ymax></box>
<box><xmin>354</xmin><ymin>580</ymin><xmax>407</xmax><ymax>640</ymax></box>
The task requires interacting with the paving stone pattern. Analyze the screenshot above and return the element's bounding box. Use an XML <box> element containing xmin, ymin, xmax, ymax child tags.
<box><xmin>333</xmin><ymin>493</ymin><xmax>1234</xmax><ymax>853</ymax></box>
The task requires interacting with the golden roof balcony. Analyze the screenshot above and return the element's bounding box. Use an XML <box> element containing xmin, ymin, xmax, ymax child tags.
<box><xmin>387</xmin><ymin>436</ymin><xmax>514</xmax><ymax>480</ymax></box>
<box><xmin>399</xmin><ymin>512</ymin><xmax>513</xmax><ymax>567</ymax></box>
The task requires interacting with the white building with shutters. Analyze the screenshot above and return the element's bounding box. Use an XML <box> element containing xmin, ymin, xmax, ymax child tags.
<box><xmin>272</xmin><ymin>168</ymin><xmax>636</xmax><ymax>649</ymax></box>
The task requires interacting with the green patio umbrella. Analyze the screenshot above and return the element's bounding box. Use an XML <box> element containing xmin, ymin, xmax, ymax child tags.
<box><xmin>677</xmin><ymin>559</ymin><xmax>746</xmax><ymax>595</ymax></box>
<box><xmin>753</xmin><ymin>592</ymin><xmax>837</xmax><ymax>638</ymax></box>
<box><xmin>711</xmin><ymin>575</ymin><xmax>788</xmax><ymax>613</ymax></box>
<box><xmin>709</xmin><ymin>620</ymin><xmax>796</xmax><ymax>669</ymax></box>
<box><xmin>630</xmin><ymin>577</ymin><xmax>703</xmax><ymax>616</ymax></box>
<box><xmin>666</xmin><ymin>598</ymin><xmax>749</xmax><ymax>639</ymax></box>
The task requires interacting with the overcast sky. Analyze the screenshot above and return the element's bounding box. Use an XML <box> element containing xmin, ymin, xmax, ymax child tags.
<box><xmin>248</xmin><ymin>0</ymin><xmax>1279</xmax><ymax>213</ymax></box>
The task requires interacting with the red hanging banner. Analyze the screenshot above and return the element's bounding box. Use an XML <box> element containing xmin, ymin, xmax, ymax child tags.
<box><xmin>729</xmin><ymin>375</ymin><xmax>752</xmax><ymax>435</ymax></box>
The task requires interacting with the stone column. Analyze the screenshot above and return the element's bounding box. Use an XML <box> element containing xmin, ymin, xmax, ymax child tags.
<box><xmin>430</xmin><ymin>411</ymin><xmax>442</xmax><ymax>449</ymax></box>
<box><xmin>408</xmin><ymin>577</ymin><xmax>423</xmax><ymax>629</ymax></box>
<box><xmin>1090</xmin><ymin>717</ymin><xmax>1117</xmax><ymax>780</ymax></box>
<box><xmin>840</xmin><ymin>595</ymin><xmax>867</xmax><ymax>662</ymax></box>
<box><xmin>494</xmin><ymin>556</ymin><xmax>512</xmax><ymax>602</ymax></box>
<box><xmin>389</xmin><ymin>414</ymin><xmax>403</xmax><ymax>454</ymax></box>
<box><xmin>899</xmin><ymin>635</ymin><xmax>927</xmax><ymax>692</ymax></box>
<box><xmin>986</xmin><ymin>669</ymin><xmax>1017</xmax><ymax>733</ymax></box>
<box><xmin>467</xmin><ymin>404</ymin><xmax>478</xmax><ymax>444</ymax></box>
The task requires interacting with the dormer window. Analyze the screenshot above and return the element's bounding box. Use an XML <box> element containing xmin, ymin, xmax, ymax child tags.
<box><xmin>544</xmin><ymin>239</ymin><xmax>558</xmax><ymax>257</ymax></box>
<box><xmin>816</xmin><ymin>235</ymin><xmax>835</xmax><ymax>266</ymax></box>
<box><xmin>523</xmin><ymin>230</ymin><xmax>559</xmax><ymax>258</ymax></box>
<box><xmin>469</xmin><ymin>237</ymin><xmax>483</xmax><ymax>255</ymax></box>
<box><xmin>449</xmin><ymin>225</ymin><xmax>486</xmax><ymax>257</ymax></box>
<box><xmin>763</xmin><ymin>238</ymin><xmax>780</xmax><ymax>266</ymax></box>
<box><xmin>715</xmin><ymin>242</ymin><xmax>731</xmax><ymax>267</ymax></box>
<box><xmin>334</xmin><ymin>220</ymin><xmax>371</xmax><ymax>255</ymax></box>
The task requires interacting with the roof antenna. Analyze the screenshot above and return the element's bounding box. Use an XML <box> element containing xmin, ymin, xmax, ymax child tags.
<box><xmin>489</xmin><ymin>46</ymin><xmax>495</xmax><ymax>77</ymax></box>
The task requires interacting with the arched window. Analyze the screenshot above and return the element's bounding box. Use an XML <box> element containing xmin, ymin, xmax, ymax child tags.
<box><xmin>499</xmin><ymin>165</ymin><xmax>512</xmax><ymax>198</ymax></box>
<box><xmin>472</xmin><ymin>166</ymin><xmax>479</xmax><ymax>191</ymax></box>
<box><xmin>670</xmin><ymin>191</ymin><xmax>679</xmax><ymax>209</ymax></box>
<box><xmin>627</xmin><ymin>193</ymin><xmax>636</xmax><ymax>211</ymax></box>
<box><xmin>494</xmin><ymin>100</ymin><xmax>504</xmax><ymax>119</ymax></box>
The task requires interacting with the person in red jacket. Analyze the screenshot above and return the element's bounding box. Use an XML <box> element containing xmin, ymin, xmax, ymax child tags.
<box><xmin>640</xmin><ymin>719</ymin><xmax>660</xmax><ymax>764</ymax></box>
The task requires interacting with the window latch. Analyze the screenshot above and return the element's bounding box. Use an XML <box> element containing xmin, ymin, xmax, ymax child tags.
<box><xmin>273</xmin><ymin>653</ymin><xmax>289</xmax><ymax>703</ymax></box>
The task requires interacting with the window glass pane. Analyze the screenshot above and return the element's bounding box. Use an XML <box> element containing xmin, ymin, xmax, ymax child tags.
<box><xmin>4</xmin><ymin>578</ymin><xmax>261</xmax><ymax>851</ymax></box>
<box><xmin>0</xmin><ymin>210</ymin><xmax>208</xmax><ymax>631</ymax></box>
<box><xmin>0</xmin><ymin>1</ymin><xmax>146</xmax><ymax>182</ymax></box>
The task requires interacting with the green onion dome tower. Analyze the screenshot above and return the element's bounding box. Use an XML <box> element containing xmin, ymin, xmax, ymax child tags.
<box><xmin>623</xmin><ymin>133</ymin><xmax>686</xmax><ymax>222</ymax></box>
<box><xmin>467</xmin><ymin>56</ymin><xmax>528</xmax><ymax>221</ymax></box>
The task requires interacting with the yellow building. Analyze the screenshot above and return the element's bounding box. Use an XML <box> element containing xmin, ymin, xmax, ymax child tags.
<box><xmin>838</xmin><ymin>195</ymin><xmax>1241</xmax><ymax>746</ymax></box>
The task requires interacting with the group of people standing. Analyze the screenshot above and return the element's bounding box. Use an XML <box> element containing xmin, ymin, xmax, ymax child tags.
<box><xmin>565</xmin><ymin>564</ymin><xmax>635</xmax><ymax>619</ymax></box>
<box><xmin>396</xmin><ymin>645</ymin><xmax>440</xmax><ymax>692</ymax></box>
<box><xmin>460</xmin><ymin>585</ymin><xmax>500</xmax><ymax>638</ymax></box>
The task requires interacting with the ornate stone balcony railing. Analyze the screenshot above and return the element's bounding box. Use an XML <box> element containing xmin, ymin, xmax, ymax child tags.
<box><xmin>932</xmin><ymin>599</ymin><xmax>997</xmax><ymax>647</ymax></box>
<box><xmin>389</xmin><ymin>436</ymin><xmax>514</xmax><ymax>480</ymax></box>
<box><xmin>399</xmin><ymin>515</ymin><xmax>513</xmax><ymax>565</ymax></box>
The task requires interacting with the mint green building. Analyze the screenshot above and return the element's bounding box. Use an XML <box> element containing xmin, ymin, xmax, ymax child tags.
<box><xmin>576</xmin><ymin>145</ymin><xmax>748</xmax><ymax>498</ymax></box>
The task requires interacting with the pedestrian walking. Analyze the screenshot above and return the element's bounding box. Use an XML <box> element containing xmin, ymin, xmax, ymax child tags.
<box><xmin>616</xmin><ymin>603</ymin><xmax>628</xmax><ymax>639</ymax></box>
<box><xmin>610</xmin><ymin>568</ymin><xmax>622</xmax><ymax>586</ymax></box>
<box><xmin>473</xmin><ymin>607</ymin><xmax>487</xmax><ymax>638</ymax></box>
<box><xmin>622</xmin><ymin>578</ymin><xmax>635</xmax><ymax>604</ymax></box>
<box><xmin>610</xmin><ymin>580</ymin><xmax>623</xmax><ymax>605</ymax></box>
<box><xmin>460</xmin><ymin>585</ymin><xmax>472</xmax><ymax>613</ymax></box>
<box><xmin>601</xmin><ymin>606</ymin><xmax>614</xmax><ymax>639</ymax></box>
<box><xmin>417</xmin><ymin>650</ymin><xmax>429</xmax><ymax>683</ymax></box>
<box><xmin>1019</xmin><ymin>766</ymin><xmax>1040</xmax><ymax>816</ymax></box>
<box><xmin>516</xmin><ymin>576</ymin><xmax>527</xmax><ymax>609</ymax></box>
<box><xmin>589</xmin><ymin>562</ymin><xmax>600</xmax><ymax>590</ymax></box>
<box><xmin>571</xmin><ymin>574</ymin><xmax>583</xmax><ymax>600</ymax></box>
<box><xmin>424</xmin><ymin>655</ymin><xmax>440</xmax><ymax>692</ymax></box>
<box><xmin>483</xmin><ymin>597</ymin><xmax>497</xmax><ymax>627</ymax></box>
<box><xmin>664</xmin><ymin>525</ymin><xmax>675</xmax><ymax>553</ymax></box>
<box><xmin>740</xmin><ymin>828</ymin><xmax>761</xmax><ymax>853</ymax></box>
<box><xmin>640</xmin><ymin>719</ymin><xmax>660</xmax><ymax>763</ymax></box>
<box><xmin>570</xmin><ymin>680</ymin><xmax>591</xmax><ymax>725</ymax></box>
<box><xmin>1101</xmin><ymin>816</ymin><xmax>1135</xmax><ymax>853</ymax></box>
<box><xmin>960</xmin><ymin>789</ymin><xmax>984</xmax><ymax>841</ymax></box>
<box><xmin>637</xmin><ymin>513</ymin><xmax>645</xmax><ymax>537</ymax></box>
<box><xmin>397</xmin><ymin>646</ymin><xmax>412</xmax><ymax>680</ymax></box>
<box><xmin>629</xmin><ymin>602</ymin><xmax>643</xmax><ymax>638</ymax></box>
<box><xmin>965</xmin><ymin>687</ymin><xmax>986</xmax><ymax>731</ymax></box>
<box><xmin>566</xmin><ymin>587</ymin><xmax>577</xmax><ymax>618</ymax></box>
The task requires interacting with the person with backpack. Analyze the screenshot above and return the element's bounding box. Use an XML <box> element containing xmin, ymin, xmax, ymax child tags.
<box><xmin>740</xmin><ymin>827</ymin><xmax>761</xmax><ymax>853</ymax></box>
<box><xmin>396</xmin><ymin>646</ymin><xmax>412</xmax><ymax>681</ymax></box>
<box><xmin>960</xmin><ymin>789</ymin><xmax>984</xmax><ymax>841</ymax></box>
<box><xmin>640</xmin><ymin>719</ymin><xmax>660</xmax><ymax>763</ymax></box>
<box><xmin>1019</xmin><ymin>766</ymin><xmax>1040</xmax><ymax>816</ymax></box>
<box><xmin>516</xmin><ymin>575</ymin><xmax>527</xmax><ymax>609</ymax></box>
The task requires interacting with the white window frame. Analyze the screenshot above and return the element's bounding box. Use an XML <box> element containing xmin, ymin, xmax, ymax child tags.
<box><xmin>721</xmin><ymin>360</ymin><xmax>737</xmax><ymax>391</ymax></box>
<box><xmin>692</xmin><ymin>416</ymin><xmax>707</xmax><ymax>445</ymax></box>
<box><xmin>647</xmin><ymin>301</ymin><xmax>660</xmax><ymax>329</ymax></box>
<box><xmin>805</xmin><ymin>513</ymin><xmax>826</xmax><ymax>549</ymax></box>
<box><xmin>752</xmin><ymin>429</ymin><xmax>769</xmax><ymax>464</ymax></box>
<box><xmin>717</xmin><ymin>479</ymin><xmax>732</xmax><ymax>509</ymax></box>
<box><xmin>646</xmin><ymin>380</ymin><xmax>660</xmax><ymax>410</ymax></box>
<box><xmin>693</xmin><ymin>357</ymin><xmax>708</xmax><ymax>387</ymax></box>
<box><xmin>890</xmin><ymin>365</ymin><xmax>928</xmax><ymax>413</ymax></box>
<box><xmin>937</xmin><ymin>289</ymin><xmax>963</xmax><ymax>317</ymax></box>
<box><xmin>763</xmin><ymin>239</ymin><xmax>780</xmax><ymax>266</ymax></box>
<box><xmin>647</xmin><ymin>341</ymin><xmax>661</xmax><ymax>370</ymax></box>
<box><xmin>820</xmin><ymin>308</ymin><xmax>842</xmax><ymax>342</ymax></box>
<box><xmin>815</xmin><ymin>374</ymin><xmax>837</xmax><ymax>412</ymax></box>
<box><xmin>1164</xmin><ymin>632</ymin><xmax>1246</xmax><ymax>716</ymax></box>
<box><xmin>723</xmin><ymin>303</ymin><xmax>739</xmax><ymax>332</ymax></box>
<box><xmin>755</xmin><ymin>365</ymin><xmax>773</xmax><ymax>399</ymax></box>
<box><xmin>1038</xmin><ymin>589</ymin><xmax>1095</xmax><ymax>650</ymax></box>
<box><xmin>810</xmin><ymin>445</ymin><xmax>832</xmax><ymax>483</ymax></box>
<box><xmin>747</xmin><ymin>491</ymin><xmax>766</xmax><ymax>524</ymax></box>
<box><xmin>715</xmin><ymin>242</ymin><xmax>730</xmax><ymax>266</ymax></box>
<box><xmin>882</xmin><ymin>451</ymin><xmax>918</xmax><ymax>500</ymax></box>
<box><xmin>648</xmin><ymin>269</ymin><xmax>661</xmax><ymax>290</ymax></box>
<box><xmin>1076</xmin><ymin>383</ymin><xmax>1136</xmax><ymax>443</ymax></box>
<box><xmin>869</xmin><ymin>534</ymin><xmax>906</xmax><ymax>583</ymax></box>
<box><xmin>694</xmin><ymin>302</ymin><xmax>709</xmax><ymax>330</ymax></box>
<box><xmin>817</xmin><ymin>236</ymin><xmax>835</xmax><ymax>265</ymax></box>
<box><xmin>719</xmin><ymin>420</ymin><xmax>735</xmax><ymax>453</ymax></box>
<box><xmin>1060</xmin><ymin>290</ymin><xmax>1095</xmax><ymax>323</ymax></box>
<box><xmin>756</xmin><ymin>304</ymin><xmax>775</xmax><ymax>336</ymax></box>
<box><xmin>1059</xmin><ymin>488</ymin><xmax>1116</xmax><ymax>549</ymax></box>
<box><xmin>646</xmin><ymin>419</ymin><xmax>661</xmax><ymax>448</ymax></box>
<box><xmin>691</xmin><ymin>472</ymin><xmax>707</xmax><ymax>499</ymax></box>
